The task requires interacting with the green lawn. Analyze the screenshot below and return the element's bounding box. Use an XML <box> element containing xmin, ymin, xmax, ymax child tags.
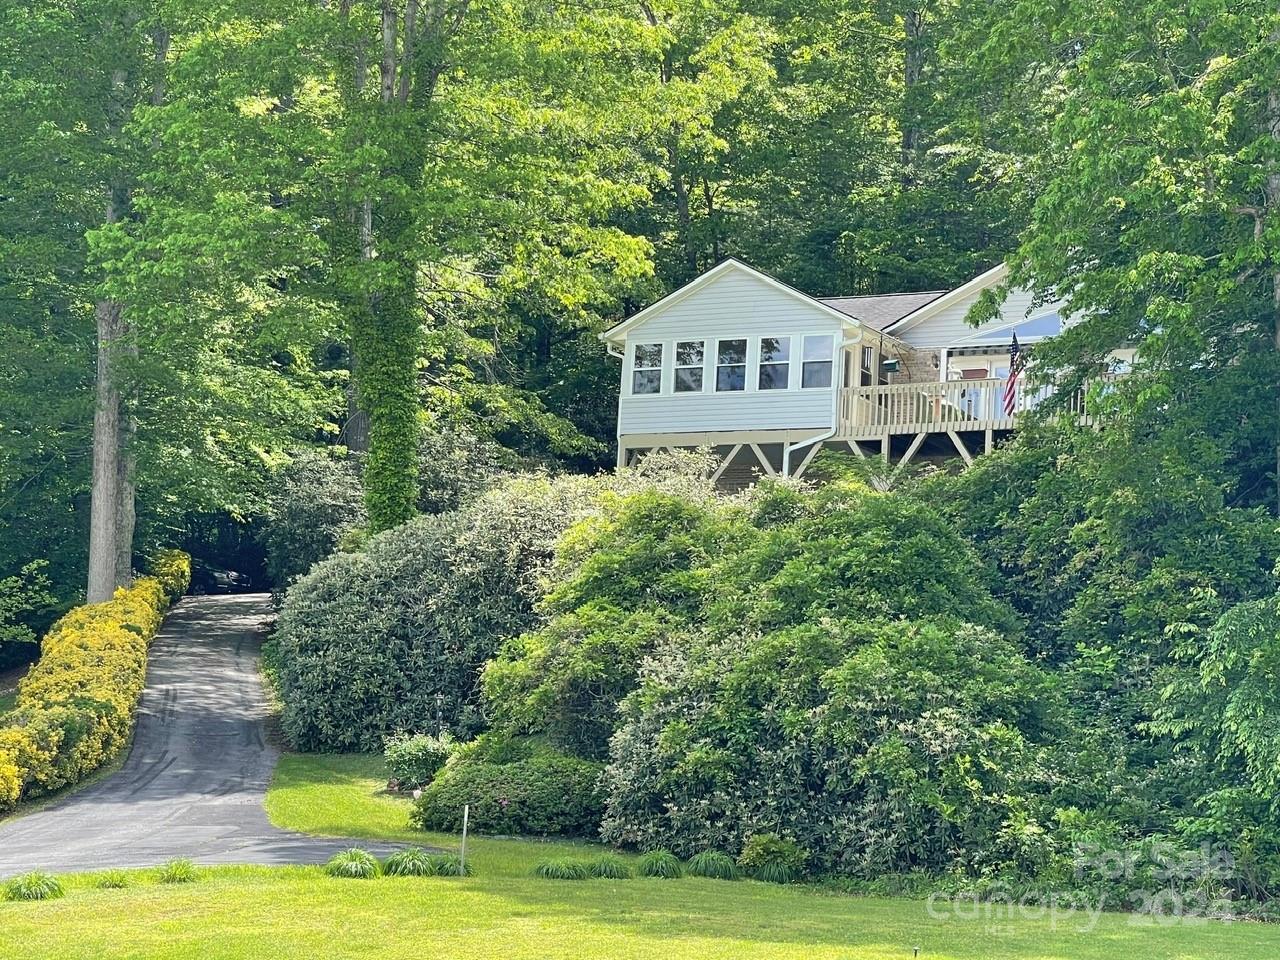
<box><xmin>0</xmin><ymin>688</ymin><xmax>16</xmax><ymax>715</ymax></box>
<box><xmin>1</xmin><ymin>752</ymin><xmax>1275</xmax><ymax>959</ymax></box>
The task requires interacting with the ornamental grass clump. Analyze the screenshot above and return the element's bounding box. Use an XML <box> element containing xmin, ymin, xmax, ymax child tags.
<box><xmin>156</xmin><ymin>859</ymin><xmax>198</xmax><ymax>884</ymax></box>
<box><xmin>636</xmin><ymin>849</ymin><xmax>683</xmax><ymax>879</ymax></box>
<box><xmin>4</xmin><ymin>872</ymin><xmax>63</xmax><ymax>901</ymax></box>
<box><xmin>587</xmin><ymin>854</ymin><xmax>632</xmax><ymax>879</ymax></box>
<box><xmin>533</xmin><ymin>858</ymin><xmax>590</xmax><ymax>880</ymax></box>
<box><xmin>738</xmin><ymin>834</ymin><xmax>807</xmax><ymax>884</ymax></box>
<box><xmin>325</xmin><ymin>848</ymin><xmax>380</xmax><ymax>879</ymax></box>
<box><xmin>687</xmin><ymin>850</ymin><xmax>739</xmax><ymax>880</ymax></box>
<box><xmin>383</xmin><ymin>847</ymin><xmax>434</xmax><ymax>877</ymax></box>
<box><xmin>95</xmin><ymin>870</ymin><xmax>129</xmax><ymax>890</ymax></box>
<box><xmin>426</xmin><ymin>854</ymin><xmax>470</xmax><ymax>877</ymax></box>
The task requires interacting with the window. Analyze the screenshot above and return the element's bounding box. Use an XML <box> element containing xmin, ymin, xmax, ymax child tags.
<box><xmin>674</xmin><ymin>340</ymin><xmax>705</xmax><ymax>393</ymax></box>
<box><xmin>758</xmin><ymin>336</ymin><xmax>791</xmax><ymax>390</ymax></box>
<box><xmin>859</xmin><ymin>346</ymin><xmax>874</xmax><ymax>386</ymax></box>
<box><xmin>802</xmin><ymin>335</ymin><xmax>834</xmax><ymax>388</ymax></box>
<box><xmin>631</xmin><ymin>342</ymin><xmax>662</xmax><ymax>394</ymax></box>
<box><xmin>716</xmin><ymin>339</ymin><xmax>747</xmax><ymax>391</ymax></box>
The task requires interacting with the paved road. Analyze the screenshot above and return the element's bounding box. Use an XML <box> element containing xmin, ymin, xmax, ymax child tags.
<box><xmin>0</xmin><ymin>594</ymin><xmax>402</xmax><ymax>877</ymax></box>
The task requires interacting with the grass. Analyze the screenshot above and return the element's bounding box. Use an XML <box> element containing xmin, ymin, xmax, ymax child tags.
<box><xmin>0</xmin><ymin>688</ymin><xmax>16</xmax><ymax>716</ymax></box>
<box><xmin>1</xmin><ymin>751</ymin><xmax>1272</xmax><ymax>958</ymax></box>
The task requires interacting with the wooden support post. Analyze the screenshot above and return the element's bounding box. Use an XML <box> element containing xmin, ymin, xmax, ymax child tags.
<box><xmin>793</xmin><ymin>441</ymin><xmax>824</xmax><ymax>478</ymax></box>
<box><xmin>710</xmin><ymin>444</ymin><xmax>743</xmax><ymax>483</ymax></box>
<box><xmin>881</xmin><ymin>434</ymin><xmax>890</xmax><ymax>464</ymax></box>
<box><xmin>946</xmin><ymin>430</ymin><xmax>974</xmax><ymax>467</ymax></box>
<box><xmin>892</xmin><ymin>432</ymin><xmax>927</xmax><ymax>481</ymax></box>
<box><xmin>984</xmin><ymin>426</ymin><xmax>994</xmax><ymax>455</ymax></box>
<box><xmin>748</xmin><ymin>443</ymin><xmax>777</xmax><ymax>476</ymax></box>
<box><xmin>847</xmin><ymin>440</ymin><xmax>867</xmax><ymax>459</ymax></box>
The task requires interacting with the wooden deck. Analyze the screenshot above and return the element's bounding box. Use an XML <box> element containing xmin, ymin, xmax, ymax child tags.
<box><xmin>838</xmin><ymin>377</ymin><xmax>1077</xmax><ymax>441</ymax></box>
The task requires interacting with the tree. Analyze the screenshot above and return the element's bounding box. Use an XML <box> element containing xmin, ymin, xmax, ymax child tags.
<box><xmin>957</xmin><ymin>0</ymin><xmax>1280</xmax><ymax>510</ymax></box>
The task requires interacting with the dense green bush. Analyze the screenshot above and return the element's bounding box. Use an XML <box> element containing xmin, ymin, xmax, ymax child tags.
<box><xmin>384</xmin><ymin>733</ymin><xmax>456</xmax><ymax>790</ymax></box>
<box><xmin>0</xmin><ymin>561</ymin><xmax>55</xmax><ymax>673</ymax></box>
<box><xmin>737</xmin><ymin>834</ymin><xmax>806</xmax><ymax>883</ymax></box>
<box><xmin>276</xmin><ymin>454</ymin><xmax>732</xmax><ymax>752</ymax></box>
<box><xmin>411</xmin><ymin>738</ymin><xmax>604</xmax><ymax>837</ymax></box>
<box><xmin>259</xmin><ymin>450</ymin><xmax>367</xmax><ymax>590</ymax></box>
<box><xmin>275</xmin><ymin>475</ymin><xmax>608</xmax><ymax>750</ymax></box>
<box><xmin>602</xmin><ymin>617</ymin><xmax>1061</xmax><ymax>876</ymax></box>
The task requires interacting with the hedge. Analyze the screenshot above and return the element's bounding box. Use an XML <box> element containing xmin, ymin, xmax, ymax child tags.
<box><xmin>0</xmin><ymin>552</ymin><xmax>190</xmax><ymax>811</ymax></box>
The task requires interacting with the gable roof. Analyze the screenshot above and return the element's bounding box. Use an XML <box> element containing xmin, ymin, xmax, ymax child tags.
<box><xmin>599</xmin><ymin>257</ymin><xmax>877</xmax><ymax>345</ymax></box>
<box><xmin>819</xmin><ymin>291</ymin><xmax>947</xmax><ymax>331</ymax></box>
<box><xmin>884</xmin><ymin>262</ymin><xmax>1009</xmax><ymax>334</ymax></box>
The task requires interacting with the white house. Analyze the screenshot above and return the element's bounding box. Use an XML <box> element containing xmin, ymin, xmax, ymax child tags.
<box><xmin>601</xmin><ymin>258</ymin><xmax>1120</xmax><ymax>484</ymax></box>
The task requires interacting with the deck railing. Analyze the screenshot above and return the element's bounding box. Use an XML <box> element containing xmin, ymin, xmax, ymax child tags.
<box><xmin>837</xmin><ymin>377</ymin><xmax>1087</xmax><ymax>439</ymax></box>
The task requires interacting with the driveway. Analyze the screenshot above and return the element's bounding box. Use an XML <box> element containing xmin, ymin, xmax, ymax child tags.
<box><xmin>0</xmin><ymin>594</ymin><xmax>403</xmax><ymax>877</ymax></box>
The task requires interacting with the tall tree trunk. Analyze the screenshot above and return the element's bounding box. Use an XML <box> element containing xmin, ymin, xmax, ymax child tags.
<box><xmin>86</xmin><ymin>57</ymin><xmax>133</xmax><ymax>604</ymax></box>
<box><xmin>87</xmin><ymin>283</ymin><xmax>125</xmax><ymax>603</ymax></box>
<box><xmin>1268</xmin><ymin>67</ymin><xmax>1280</xmax><ymax>516</ymax></box>
<box><xmin>901</xmin><ymin>9</ymin><xmax>925</xmax><ymax>186</ymax></box>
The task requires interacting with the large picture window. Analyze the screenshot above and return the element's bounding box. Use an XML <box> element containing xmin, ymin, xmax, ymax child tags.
<box><xmin>631</xmin><ymin>342</ymin><xmax>663</xmax><ymax>394</ymax></box>
<box><xmin>716</xmin><ymin>339</ymin><xmax>747</xmax><ymax>391</ymax></box>
<box><xmin>674</xmin><ymin>340</ymin><xmax>705</xmax><ymax>393</ymax></box>
<box><xmin>802</xmin><ymin>335</ymin><xmax>834</xmax><ymax>388</ymax></box>
<box><xmin>758</xmin><ymin>336</ymin><xmax>791</xmax><ymax>390</ymax></box>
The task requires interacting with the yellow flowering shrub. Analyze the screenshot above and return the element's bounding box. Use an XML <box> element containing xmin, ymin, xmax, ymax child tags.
<box><xmin>0</xmin><ymin>552</ymin><xmax>189</xmax><ymax>811</ymax></box>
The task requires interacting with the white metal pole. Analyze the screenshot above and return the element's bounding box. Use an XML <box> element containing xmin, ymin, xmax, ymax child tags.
<box><xmin>459</xmin><ymin>803</ymin><xmax>469</xmax><ymax>875</ymax></box>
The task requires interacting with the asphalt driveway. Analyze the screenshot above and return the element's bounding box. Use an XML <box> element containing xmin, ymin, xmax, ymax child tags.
<box><xmin>0</xmin><ymin>594</ymin><xmax>402</xmax><ymax>877</ymax></box>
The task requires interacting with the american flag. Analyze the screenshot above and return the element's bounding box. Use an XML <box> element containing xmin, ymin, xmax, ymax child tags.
<box><xmin>1003</xmin><ymin>334</ymin><xmax>1027</xmax><ymax>417</ymax></box>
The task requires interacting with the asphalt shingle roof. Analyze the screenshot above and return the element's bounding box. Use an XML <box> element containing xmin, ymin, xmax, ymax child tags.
<box><xmin>819</xmin><ymin>290</ymin><xmax>947</xmax><ymax>330</ymax></box>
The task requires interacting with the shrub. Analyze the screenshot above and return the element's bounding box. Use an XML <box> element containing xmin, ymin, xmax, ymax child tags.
<box><xmin>484</xmin><ymin>492</ymin><xmax>752</xmax><ymax>759</ymax></box>
<box><xmin>275</xmin><ymin>456</ymin><xmax>733</xmax><ymax>752</ymax></box>
<box><xmin>156</xmin><ymin>859</ymin><xmax>198</xmax><ymax>884</ymax></box>
<box><xmin>738</xmin><ymin>834</ymin><xmax>806</xmax><ymax>884</ymax></box>
<box><xmin>149</xmin><ymin>550</ymin><xmax>192</xmax><ymax>604</ymax></box>
<box><xmin>325</xmin><ymin>848</ymin><xmax>380</xmax><ymax>879</ymax></box>
<box><xmin>636</xmin><ymin>850</ymin><xmax>683</xmax><ymax>879</ymax></box>
<box><xmin>0</xmin><ymin>555</ymin><xmax>186</xmax><ymax>812</ymax></box>
<box><xmin>687</xmin><ymin>850</ymin><xmax>739</xmax><ymax>881</ymax></box>
<box><xmin>4</xmin><ymin>871</ymin><xmax>63</xmax><ymax>901</ymax></box>
<box><xmin>587</xmin><ymin>854</ymin><xmax>632</xmax><ymax>879</ymax></box>
<box><xmin>534</xmin><ymin>858</ymin><xmax>590</xmax><ymax>880</ymax></box>
<box><xmin>411</xmin><ymin>739</ymin><xmax>603</xmax><ymax>837</ymax></box>
<box><xmin>275</xmin><ymin>476</ymin><xmax>612</xmax><ymax>751</ymax></box>
<box><xmin>384</xmin><ymin>733</ymin><xmax>455</xmax><ymax>790</ymax></box>
<box><xmin>383</xmin><ymin>847</ymin><xmax>434</xmax><ymax>877</ymax></box>
<box><xmin>259</xmin><ymin>450</ymin><xmax>367</xmax><ymax>590</ymax></box>
<box><xmin>425</xmin><ymin>853</ymin><xmax>470</xmax><ymax>877</ymax></box>
<box><xmin>602</xmin><ymin>618</ymin><xmax>1063</xmax><ymax>877</ymax></box>
<box><xmin>95</xmin><ymin>869</ymin><xmax>129</xmax><ymax>889</ymax></box>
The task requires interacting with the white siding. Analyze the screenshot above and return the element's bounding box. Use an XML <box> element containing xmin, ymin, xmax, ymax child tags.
<box><xmin>896</xmin><ymin>285</ymin><xmax>1066</xmax><ymax>350</ymax></box>
<box><xmin>618</xmin><ymin>269</ymin><xmax>843</xmax><ymax>437</ymax></box>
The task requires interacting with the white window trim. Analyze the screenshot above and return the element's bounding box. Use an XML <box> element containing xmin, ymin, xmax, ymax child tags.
<box><xmin>800</xmin><ymin>333</ymin><xmax>836</xmax><ymax>390</ymax></box>
<box><xmin>757</xmin><ymin>335</ymin><xmax>794</xmax><ymax>391</ymax></box>
<box><xmin>672</xmin><ymin>338</ymin><xmax>708</xmax><ymax>396</ymax></box>
<box><xmin>714</xmin><ymin>337</ymin><xmax>750</xmax><ymax>394</ymax></box>
<box><xmin>626</xmin><ymin>340</ymin><xmax>665</xmax><ymax>397</ymax></box>
<box><xmin>623</xmin><ymin>330</ymin><xmax>840</xmax><ymax>398</ymax></box>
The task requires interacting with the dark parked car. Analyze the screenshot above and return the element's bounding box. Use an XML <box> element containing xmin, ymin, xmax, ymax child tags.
<box><xmin>189</xmin><ymin>561</ymin><xmax>253</xmax><ymax>594</ymax></box>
